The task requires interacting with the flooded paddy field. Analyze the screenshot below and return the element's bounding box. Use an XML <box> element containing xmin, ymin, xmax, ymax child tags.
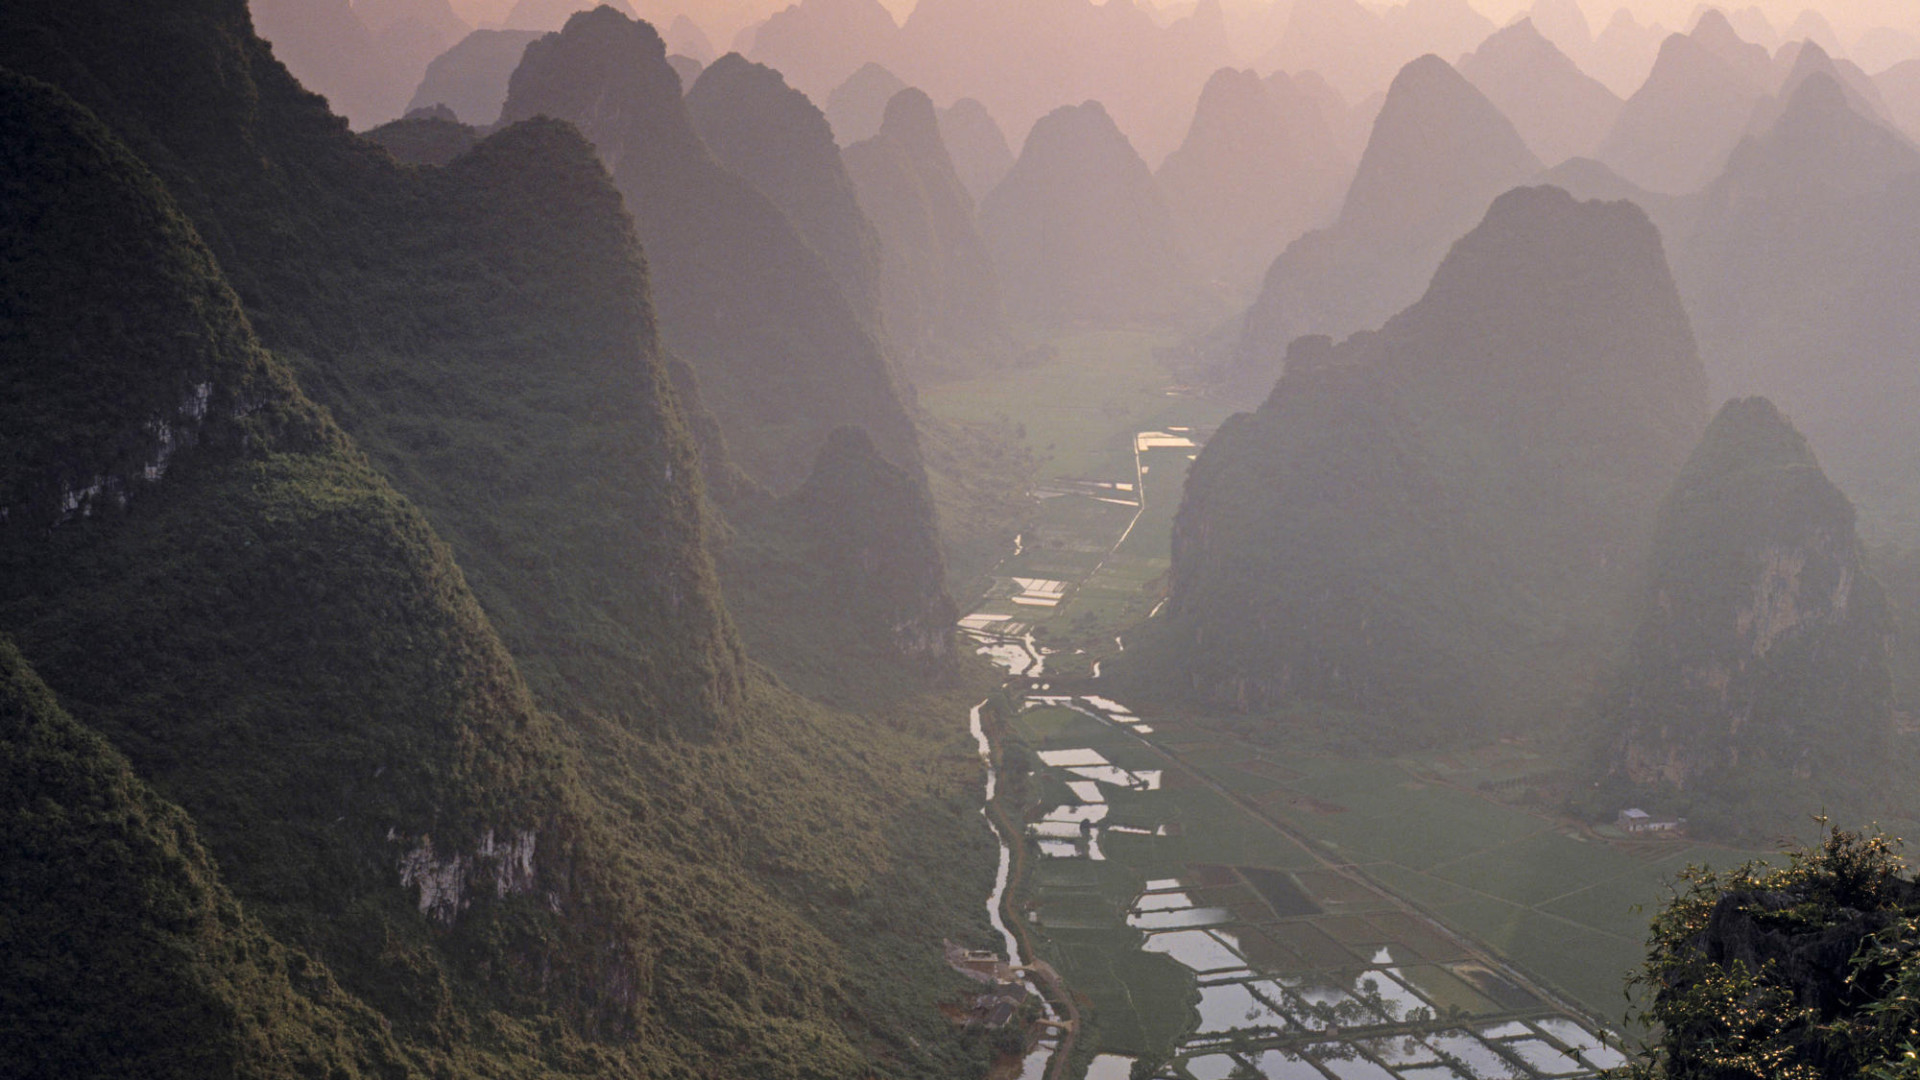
<box><xmin>994</xmin><ymin>693</ymin><xmax>1632</xmax><ymax>1079</ymax></box>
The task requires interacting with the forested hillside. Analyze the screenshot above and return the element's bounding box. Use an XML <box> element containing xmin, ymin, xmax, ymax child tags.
<box><xmin>0</xmin><ymin>2</ymin><xmax>1000</xmax><ymax>1076</ymax></box>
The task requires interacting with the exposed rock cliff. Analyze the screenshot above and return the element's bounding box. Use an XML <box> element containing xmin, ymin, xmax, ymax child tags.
<box><xmin>1604</xmin><ymin>398</ymin><xmax>1892</xmax><ymax>830</ymax></box>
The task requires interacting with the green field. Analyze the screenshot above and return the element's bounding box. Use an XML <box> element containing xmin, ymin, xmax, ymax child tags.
<box><xmin>995</xmin><ymin>695</ymin><xmax>1641</xmax><ymax>1078</ymax></box>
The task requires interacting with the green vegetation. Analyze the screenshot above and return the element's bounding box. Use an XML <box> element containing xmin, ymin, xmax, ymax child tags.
<box><xmin>0</xmin><ymin>8</ymin><xmax>1006</xmax><ymax>1077</ymax></box>
<box><xmin>0</xmin><ymin>637</ymin><xmax>406</xmax><ymax>1080</ymax></box>
<box><xmin>721</xmin><ymin>426</ymin><xmax>958</xmax><ymax>707</ymax></box>
<box><xmin>1624</xmin><ymin>829</ymin><xmax>1920</xmax><ymax>1079</ymax></box>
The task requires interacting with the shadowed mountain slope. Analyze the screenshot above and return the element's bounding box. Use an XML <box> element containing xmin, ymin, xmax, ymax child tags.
<box><xmin>1598</xmin><ymin>398</ymin><xmax>1893</xmax><ymax>838</ymax></box>
<box><xmin>406</xmin><ymin>28</ymin><xmax>541</xmax><ymax>124</ymax></box>
<box><xmin>1238</xmin><ymin>55</ymin><xmax>1540</xmax><ymax>369</ymax></box>
<box><xmin>686</xmin><ymin>52</ymin><xmax>883</xmax><ymax>328</ymax></box>
<box><xmin>0</xmin><ymin>637</ymin><xmax>407</xmax><ymax>1080</ymax></box>
<box><xmin>1671</xmin><ymin>72</ymin><xmax>1920</xmax><ymax>540</ymax></box>
<box><xmin>0</xmin><ymin>2</ymin><xmax>993</xmax><ymax>1075</ymax></box>
<box><xmin>1149</xmin><ymin>187</ymin><xmax>1708</xmax><ymax>734</ymax></box>
<box><xmin>501</xmin><ymin>8</ymin><xmax>920</xmax><ymax>492</ymax></box>
<box><xmin>0</xmin><ymin>64</ymin><xmax>644</xmax><ymax>1060</ymax></box>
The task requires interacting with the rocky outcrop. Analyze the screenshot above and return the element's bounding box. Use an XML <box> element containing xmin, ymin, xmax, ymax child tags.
<box><xmin>1605</xmin><ymin>398</ymin><xmax>1892</xmax><ymax>814</ymax></box>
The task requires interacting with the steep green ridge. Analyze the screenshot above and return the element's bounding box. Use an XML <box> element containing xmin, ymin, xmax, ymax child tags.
<box><xmin>0</xmin><ymin>638</ymin><xmax>404</xmax><ymax>1080</ymax></box>
<box><xmin>501</xmin><ymin>7</ymin><xmax>922</xmax><ymax>493</ymax></box>
<box><xmin>686</xmin><ymin>52</ymin><xmax>884</xmax><ymax>332</ymax></box>
<box><xmin>1597</xmin><ymin>398</ymin><xmax>1894</xmax><ymax>838</ymax></box>
<box><xmin>0</xmin><ymin>6</ymin><xmax>999</xmax><ymax>1077</ymax></box>
<box><xmin>0</xmin><ymin>0</ymin><xmax>742</xmax><ymax>740</ymax></box>
<box><xmin>0</xmin><ymin>65</ymin><xmax>636</xmax><ymax>1051</ymax></box>
<box><xmin>1142</xmin><ymin>186</ymin><xmax>1709</xmax><ymax>736</ymax></box>
<box><xmin>722</xmin><ymin>427</ymin><xmax>959</xmax><ymax>705</ymax></box>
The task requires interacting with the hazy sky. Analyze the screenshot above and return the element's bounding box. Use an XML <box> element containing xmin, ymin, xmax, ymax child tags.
<box><xmin>442</xmin><ymin>0</ymin><xmax>1920</xmax><ymax>48</ymax></box>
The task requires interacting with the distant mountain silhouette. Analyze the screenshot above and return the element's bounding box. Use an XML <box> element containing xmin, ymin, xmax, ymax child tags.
<box><xmin>1258</xmin><ymin>0</ymin><xmax>1397</xmax><ymax>102</ymax></box>
<box><xmin>1239</xmin><ymin>55</ymin><xmax>1540</xmax><ymax>365</ymax></box>
<box><xmin>1601</xmin><ymin>398</ymin><xmax>1892</xmax><ymax>838</ymax></box>
<box><xmin>1757</xmin><ymin>41</ymin><xmax>1892</xmax><ymax>133</ymax></box>
<box><xmin>502</xmin><ymin>9</ymin><xmax>921</xmax><ymax>491</ymax></box>
<box><xmin>1586</xmin><ymin>6</ymin><xmax>1667</xmax><ymax>97</ymax></box>
<box><xmin>1525</xmin><ymin>0</ymin><xmax>1592</xmax><ymax>59</ymax></box>
<box><xmin>743</xmin><ymin>0</ymin><xmax>899</xmax><ymax>102</ymax></box>
<box><xmin>1671</xmin><ymin>72</ymin><xmax>1920</xmax><ymax>539</ymax></box>
<box><xmin>1289</xmin><ymin>70</ymin><xmax>1383</xmax><ymax>159</ymax></box>
<box><xmin>844</xmin><ymin>88</ymin><xmax>1006</xmax><ymax>371</ymax></box>
<box><xmin>824</xmin><ymin>61</ymin><xmax>907</xmax><ymax>145</ymax></box>
<box><xmin>250</xmin><ymin>0</ymin><xmax>409</xmax><ymax>126</ymax></box>
<box><xmin>664</xmin><ymin>13</ymin><xmax>715</xmax><ymax>63</ymax></box>
<box><xmin>503</xmin><ymin>0</ymin><xmax>635</xmax><ymax>31</ymax></box>
<box><xmin>1258</xmin><ymin>0</ymin><xmax>1492</xmax><ymax>103</ymax></box>
<box><xmin>687</xmin><ymin>53</ymin><xmax>883</xmax><ymax>326</ymax></box>
<box><xmin>936</xmin><ymin>97</ymin><xmax>1015</xmax><ymax>201</ymax></box>
<box><xmin>978</xmin><ymin>100</ymin><xmax>1190</xmax><ymax>323</ymax></box>
<box><xmin>358</xmin><ymin>0</ymin><xmax>470</xmax><ymax>101</ymax></box>
<box><xmin>1460</xmin><ymin>18</ymin><xmax>1622</xmax><ymax>166</ymax></box>
<box><xmin>1878</xmin><ymin>58</ymin><xmax>1920</xmax><ymax>142</ymax></box>
<box><xmin>890</xmin><ymin>0</ymin><xmax>1233</xmax><ymax>165</ymax></box>
<box><xmin>406</xmin><ymin>28</ymin><xmax>540</xmax><ymax>124</ymax></box>
<box><xmin>667</xmin><ymin>53</ymin><xmax>703</xmax><ymax>90</ymax></box>
<box><xmin>1596</xmin><ymin>11</ymin><xmax>1770</xmax><ymax>193</ymax></box>
<box><xmin>1152</xmin><ymin>187</ymin><xmax>1708</xmax><ymax>733</ymax></box>
<box><xmin>1156</xmin><ymin>67</ymin><xmax>1348</xmax><ymax>291</ymax></box>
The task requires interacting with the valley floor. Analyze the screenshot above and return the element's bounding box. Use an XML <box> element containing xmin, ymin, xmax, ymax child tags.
<box><xmin>923</xmin><ymin>328</ymin><xmax>1786</xmax><ymax>1080</ymax></box>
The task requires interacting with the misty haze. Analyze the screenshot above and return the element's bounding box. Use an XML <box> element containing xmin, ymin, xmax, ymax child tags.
<box><xmin>7</xmin><ymin>1</ymin><xmax>1920</xmax><ymax>1078</ymax></box>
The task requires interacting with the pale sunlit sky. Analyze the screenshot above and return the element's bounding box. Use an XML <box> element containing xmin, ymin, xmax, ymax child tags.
<box><xmin>442</xmin><ymin>0</ymin><xmax>1920</xmax><ymax>51</ymax></box>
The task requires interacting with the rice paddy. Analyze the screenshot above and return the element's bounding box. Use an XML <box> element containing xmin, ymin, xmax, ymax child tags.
<box><xmin>932</xmin><ymin>331</ymin><xmax>1767</xmax><ymax>1080</ymax></box>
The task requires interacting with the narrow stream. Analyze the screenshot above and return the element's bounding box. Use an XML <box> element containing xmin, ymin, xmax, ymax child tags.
<box><xmin>970</xmin><ymin>700</ymin><xmax>1021</xmax><ymax>963</ymax></box>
